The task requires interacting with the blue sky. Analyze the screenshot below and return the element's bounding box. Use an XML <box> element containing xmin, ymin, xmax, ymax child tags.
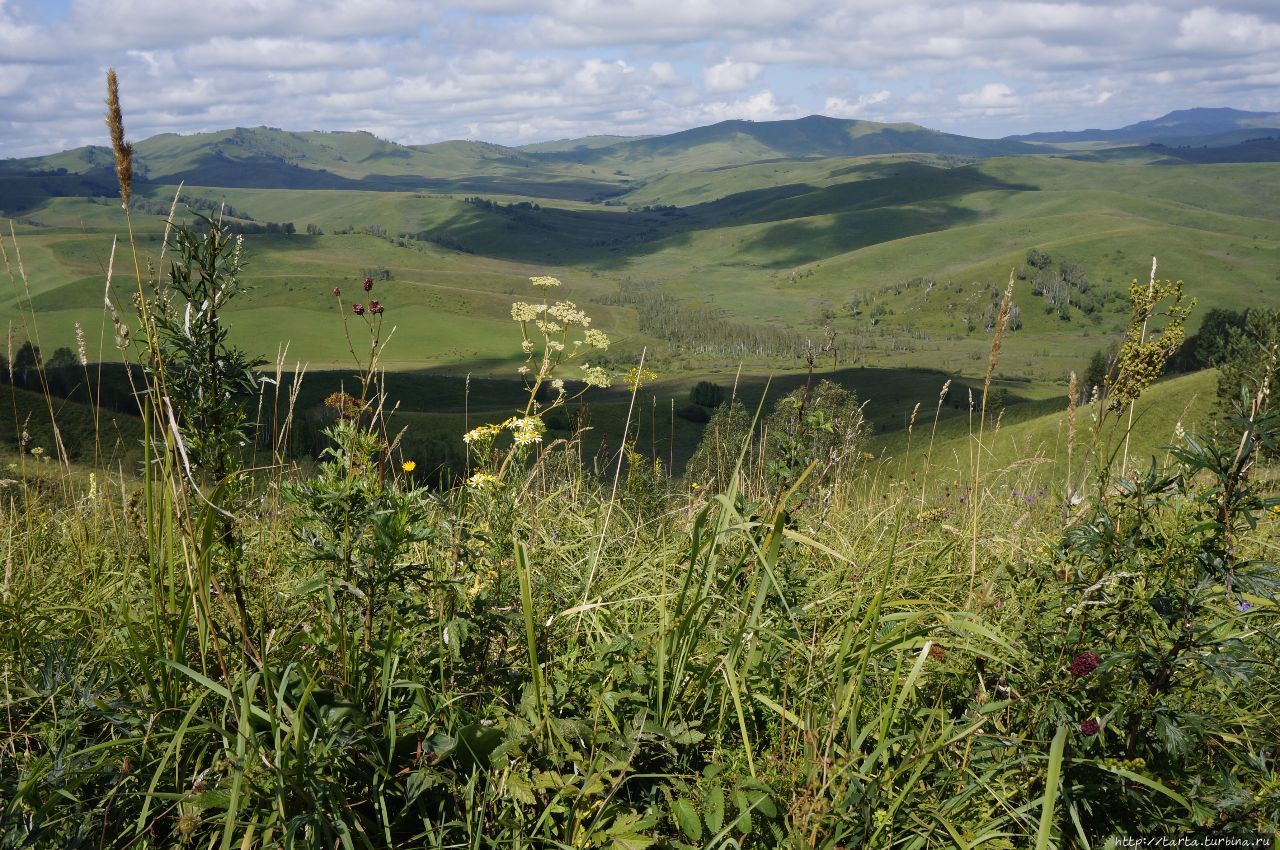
<box><xmin>2</xmin><ymin>0</ymin><xmax>1279</xmax><ymax>157</ymax></box>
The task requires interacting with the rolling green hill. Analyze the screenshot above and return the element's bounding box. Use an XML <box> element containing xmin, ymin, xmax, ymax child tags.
<box><xmin>2</xmin><ymin>112</ymin><xmax>1278</xmax><ymax>439</ymax></box>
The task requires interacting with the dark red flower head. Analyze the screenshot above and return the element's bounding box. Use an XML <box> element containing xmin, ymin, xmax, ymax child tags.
<box><xmin>332</xmin><ymin>286</ymin><xmax>342</xmax><ymax>297</ymax></box>
<box><xmin>352</xmin><ymin>303</ymin><xmax>366</xmax><ymax>315</ymax></box>
<box><xmin>369</xmin><ymin>300</ymin><xmax>384</xmax><ymax>315</ymax></box>
<box><xmin>1070</xmin><ymin>650</ymin><xmax>1100</xmax><ymax>678</ymax></box>
<box><xmin>363</xmin><ymin>277</ymin><xmax>374</xmax><ymax>292</ymax></box>
<box><xmin>1080</xmin><ymin>717</ymin><xmax>1100</xmax><ymax>736</ymax></box>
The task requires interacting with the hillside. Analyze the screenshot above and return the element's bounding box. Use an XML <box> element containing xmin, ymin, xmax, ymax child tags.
<box><xmin>1009</xmin><ymin>107</ymin><xmax>1280</xmax><ymax>146</ymax></box>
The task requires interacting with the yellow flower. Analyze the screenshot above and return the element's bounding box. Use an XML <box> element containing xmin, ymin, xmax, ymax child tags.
<box><xmin>402</xmin><ymin>460</ymin><xmax>416</xmax><ymax>472</ymax></box>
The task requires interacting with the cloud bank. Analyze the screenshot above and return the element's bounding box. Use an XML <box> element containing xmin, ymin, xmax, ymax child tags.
<box><xmin>1</xmin><ymin>0</ymin><xmax>1278</xmax><ymax>156</ymax></box>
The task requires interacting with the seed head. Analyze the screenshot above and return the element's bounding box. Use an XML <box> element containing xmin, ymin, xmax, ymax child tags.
<box><xmin>104</xmin><ymin>69</ymin><xmax>133</xmax><ymax>207</ymax></box>
<box><xmin>1070</xmin><ymin>650</ymin><xmax>1100</xmax><ymax>678</ymax></box>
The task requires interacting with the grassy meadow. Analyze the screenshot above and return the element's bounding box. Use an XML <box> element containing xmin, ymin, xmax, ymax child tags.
<box><xmin>3</xmin><ymin>110</ymin><xmax>1280</xmax><ymax>847</ymax></box>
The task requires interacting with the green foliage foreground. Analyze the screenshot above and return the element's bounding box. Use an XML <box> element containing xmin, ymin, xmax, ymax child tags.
<box><xmin>3</xmin><ymin>250</ymin><xmax>1280</xmax><ymax>848</ymax></box>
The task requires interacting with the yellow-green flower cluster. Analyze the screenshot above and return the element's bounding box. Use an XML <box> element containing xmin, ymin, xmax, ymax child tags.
<box><xmin>624</xmin><ymin>365</ymin><xmax>657</xmax><ymax>392</ymax></box>
<box><xmin>1109</xmin><ymin>275</ymin><xmax>1195</xmax><ymax>413</ymax></box>
<box><xmin>530</xmin><ymin>275</ymin><xmax>561</xmax><ymax>290</ymax></box>
<box><xmin>581</xmin><ymin>364</ymin><xmax>611</xmax><ymax>388</ymax></box>
<box><xmin>511</xmin><ymin>302</ymin><xmax>542</xmax><ymax>322</ymax></box>
<box><xmin>584</xmin><ymin>329</ymin><xmax>610</xmax><ymax>350</ymax></box>
<box><xmin>547</xmin><ymin>300</ymin><xmax>590</xmax><ymax>327</ymax></box>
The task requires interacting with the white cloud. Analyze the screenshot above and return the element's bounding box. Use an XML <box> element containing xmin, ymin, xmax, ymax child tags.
<box><xmin>958</xmin><ymin>82</ymin><xmax>1022</xmax><ymax>114</ymax></box>
<box><xmin>1</xmin><ymin>0</ymin><xmax>1280</xmax><ymax>156</ymax></box>
<box><xmin>824</xmin><ymin>90</ymin><xmax>890</xmax><ymax>117</ymax></box>
<box><xmin>704</xmin><ymin>58</ymin><xmax>762</xmax><ymax>92</ymax></box>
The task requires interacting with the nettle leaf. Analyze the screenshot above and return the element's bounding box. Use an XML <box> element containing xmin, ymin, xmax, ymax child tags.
<box><xmin>672</xmin><ymin>797</ymin><xmax>703</xmax><ymax>842</ymax></box>
<box><xmin>504</xmin><ymin>770</ymin><xmax>536</xmax><ymax>806</ymax></box>
<box><xmin>606</xmin><ymin>812</ymin><xmax>657</xmax><ymax>850</ymax></box>
<box><xmin>704</xmin><ymin>784</ymin><xmax>725</xmax><ymax>833</ymax></box>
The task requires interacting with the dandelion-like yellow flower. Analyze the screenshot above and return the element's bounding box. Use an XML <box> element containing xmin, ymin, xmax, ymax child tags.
<box><xmin>402</xmin><ymin>460</ymin><xmax>417</xmax><ymax>472</ymax></box>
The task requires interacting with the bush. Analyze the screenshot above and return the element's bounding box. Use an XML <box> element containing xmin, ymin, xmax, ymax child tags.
<box><xmin>688</xmin><ymin>380</ymin><xmax>725</xmax><ymax>408</ymax></box>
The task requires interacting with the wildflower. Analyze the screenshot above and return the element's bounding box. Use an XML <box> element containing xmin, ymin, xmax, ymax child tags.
<box><xmin>1080</xmin><ymin>717</ymin><xmax>1101</xmax><ymax>736</ymax></box>
<box><xmin>507</xmin><ymin>416</ymin><xmax>545</xmax><ymax>446</ymax></box>
<box><xmin>332</xmin><ymin>286</ymin><xmax>341</xmax><ymax>296</ymax></box>
<box><xmin>467</xmin><ymin>472</ymin><xmax>499</xmax><ymax>489</ymax></box>
<box><xmin>521</xmin><ymin>339</ymin><xmax>534</xmax><ymax>354</ymax></box>
<box><xmin>463</xmin><ymin>423</ymin><xmax>501</xmax><ymax>444</ymax></box>
<box><xmin>1236</xmin><ymin>600</ymin><xmax>1253</xmax><ymax>612</ymax></box>
<box><xmin>551</xmin><ymin>378</ymin><xmax>565</xmax><ymax>392</ymax></box>
<box><xmin>352</xmin><ymin>303</ymin><xmax>366</xmax><ymax>315</ymax></box>
<box><xmin>363</xmin><ymin>276</ymin><xmax>374</xmax><ymax>292</ymax></box>
<box><xmin>517</xmin><ymin>365</ymin><xmax>530</xmax><ymax>375</ymax></box>
<box><xmin>30</xmin><ymin>446</ymin><xmax>44</xmax><ymax>457</ymax></box>
<box><xmin>74</xmin><ymin>322</ymin><xmax>88</xmax><ymax>367</ymax></box>
<box><xmin>624</xmin><ymin>366</ymin><xmax>658</xmax><ymax>392</ymax></box>
<box><xmin>535</xmin><ymin>319</ymin><xmax>563</xmax><ymax>334</ymax></box>
<box><xmin>324</xmin><ymin>391</ymin><xmax>359</xmax><ymax>417</ymax></box>
<box><xmin>369</xmin><ymin>300</ymin><xmax>384</xmax><ymax>315</ymax></box>
<box><xmin>530</xmin><ymin>275</ymin><xmax>561</xmax><ymax>290</ymax></box>
<box><xmin>547</xmin><ymin>300</ymin><xmax>589</xmax><ymax>327</ymax></box>
<box><xmin>581</xmin><ymin>364</ymin><xmax>611</xmax><ymax>388</ymax></box>
<box><xmin>584</xmin><ymin>329</ymin><xmax>610</xmax><ymax>350</ymax></box>
<box><xmin>511</xmin><ymin>302</ymin><xmax>540</xmax><ymax>322</ymax></box>
<box><xmin>402</xmin><ymin>460</ymin><xmax>416</xmax><ymax>473</ymax></box>
<box><xmin>1069</xmin><ymin>650</ymin><xmax>1100</xmax><ymax>678</ymax></box>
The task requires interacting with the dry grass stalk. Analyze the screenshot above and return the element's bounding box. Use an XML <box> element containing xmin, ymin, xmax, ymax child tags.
<box><xmin>1066</xmin><ymin>370</ymin><xmax>1078</xmax><ymax>507</ymax></box>
<box><xmin>970</xmin><ymin>271</ymin><xmax>1016</xmax><ymax>604</ymax></box>
<box><xmin>104</xmin><ymin>69</ymin><xmax>133</xmax><ymax>208</ymax></box>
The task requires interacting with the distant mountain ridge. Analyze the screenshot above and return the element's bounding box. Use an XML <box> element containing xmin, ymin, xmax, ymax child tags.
<box><xmin>2</xmin><ymin>115</ymin><xmax>1039</xmax><ymax>191</ymax></box>
<box><xmin>1007</xmin><ymin>107</ymin><xmax>1280</xmax><ymax>145</ymax></box>
<box><xmin>3</xmin><ymin>108</ymin><xmax>1276</xmax><ymax>202</ymax></box>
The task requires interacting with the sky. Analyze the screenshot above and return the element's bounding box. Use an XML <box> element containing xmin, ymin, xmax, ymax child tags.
<box><xmin>2</xmin><ymin>0</ymin><xmax>1279</xmax><ymax>158</ymax></box>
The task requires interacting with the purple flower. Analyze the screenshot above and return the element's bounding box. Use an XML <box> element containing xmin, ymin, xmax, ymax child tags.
<box><xmin>332</xmin><ymin>286</ymin><xmax>341</xmax><ymax>297</ymax></box>
<box><xmin>352</xmin><ymin>303</ymin><xmax>366</xmax><ymax>316</ymax></box>
<box><xmin>1236</xmin><ymin>600</ymin><xmax>1253</xmax><ymax>612</ymax></box>
<box><xmin>1080</xmin><ymin>717</ymin><xmax>1100</xmax><ymax>736</ymax></box>
<box><xmin>1070</xmin><ymin>650</ymin><xmax>1100</xmax><ymax>678</ymax></box>
<box><xmin>369</xmin><ymin>300</ymin><xmax>384</xmax><ymax>315</ymax></box>
<box><xmin>363</xmin><ymin>276</ymin><xmax>374</xmax><ymax>292</ymax></box>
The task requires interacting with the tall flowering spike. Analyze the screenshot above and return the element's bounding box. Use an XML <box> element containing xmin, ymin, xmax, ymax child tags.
<box><xmin>104</xmin><ymin>69</ymin><xmax>133</xmax><ymax>207</ymax></box>
<box><xmin>1070</xmin><ymin>650</ymin><xmax>1100</xmax><ymax>678</ymax></box>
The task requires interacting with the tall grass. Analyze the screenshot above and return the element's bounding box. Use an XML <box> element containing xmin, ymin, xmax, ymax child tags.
<box><xmin>1</xmin><ymin>75</ymin><xmax>1278</xmax><ymax>849</ymax></box>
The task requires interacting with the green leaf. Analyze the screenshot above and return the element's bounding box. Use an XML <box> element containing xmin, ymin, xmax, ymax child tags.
<box><xmin>1035</xmin><ymin>724</ymin><xmax>1068</xmax><ymax>850</ymax></box>
<box><xmin>704</xmin><ymin>784</ymin><xmax>725</xmax><ymax>833</ymax></box>
<box><xmin>672</xmin><ymin>798</ymin><xmax>703</xmax><ymax>842</ymax></box>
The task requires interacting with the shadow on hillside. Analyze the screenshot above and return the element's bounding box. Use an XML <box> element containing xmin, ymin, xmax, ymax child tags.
<box><xmin>419</xmin><ymin>162</ymin><xmax>1037</xmax><ymax>270</ymax></box>
<box><xmin>155</xmin><ymin>152</ymin><xmax>625</xmax><ymax>201</ymax></box>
